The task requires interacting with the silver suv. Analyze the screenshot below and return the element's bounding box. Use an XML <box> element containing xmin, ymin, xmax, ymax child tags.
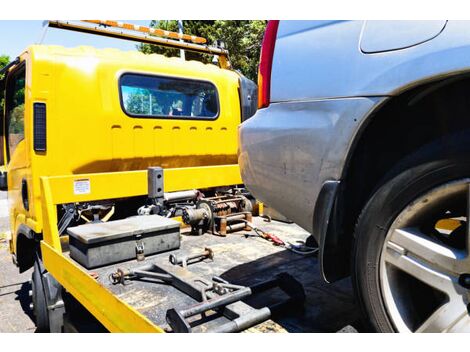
<box><xmin>239</xmin><ymin>20</ymin><xmax>470</xmax><ymax>332</ymax></box>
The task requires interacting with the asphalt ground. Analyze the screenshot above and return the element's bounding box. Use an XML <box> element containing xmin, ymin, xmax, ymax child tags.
<box><xmin>0</xmin><ymin>192</ymin><xmax>36</xmax><ymax>332</ymax></box>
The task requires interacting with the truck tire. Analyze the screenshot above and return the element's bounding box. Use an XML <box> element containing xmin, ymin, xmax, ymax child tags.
<box><xmin>353</xmin><ymin>137</ymin><xmax>470</xmax><ymax>332</ymax></box>
<box><xmin>31</xmin><ymin>254</ymin><xmax>50</xmax><ymax>332</ymax></box>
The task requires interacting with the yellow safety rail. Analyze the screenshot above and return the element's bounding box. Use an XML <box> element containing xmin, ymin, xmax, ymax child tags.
<box><xmin>39</xmin><ymin>164</ymin><xmax>242</xmax><ymax>332</ymax></box>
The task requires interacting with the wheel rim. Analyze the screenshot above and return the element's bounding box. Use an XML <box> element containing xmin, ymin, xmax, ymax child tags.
<box><xmin>380</xmin><ymin>179</ymin><xmax>470</xmax><ymax>332</ymax></box>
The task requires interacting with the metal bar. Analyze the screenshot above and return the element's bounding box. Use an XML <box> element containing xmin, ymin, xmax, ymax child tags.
<box><xmin>207</xmin><ymin>307</ymin><xmax>272</xmax><ymax>333</ymax></box>
<box><xmin>179</xmin><ymin>287</ymin><xmax>252</xmax><ymax>318</ymax></box>
<box><xmin>132</xmin><ymin>270</ymin><xmax>173</xmax><ymax>282</ymax></box>
<box><xmin>161</xmin><ymin>264</ymin><xmax>214</xmax><ymax>301</ymax></box>
<box><xmin>178</xmin><ymin>20</ymin><xmax>187</xmax><ymax>59</ymax></box>
<box><xmin>41</xmin><ymin>242</ymin><xmax>163</xmax><ymax>332</ymax></box>
<box><xmin>164</xmin><ymin>190</ymin><xmax>199</xmax><ymax>202</ymax></box>
<box><xmin>48</xmin><ymin>21</ymin><xmax>229</xmax><ymax>57</ymax></box>
<box><xmin>224</xmin><ymin>214</ymin><xmax>247</xmax><ymax>221</ymax></box>
<box><xmin>169</xmin><ymin>248</ymin><xmax>213</xmax><ymax>267</ymax></box>
<box><xmin>226</xmin><ymin>223</ymin><xmax>246</xmax><ymax>232</ymax></box>
<box><xmin>83</xmin><ymin>20</ymin><xmax>206</xmax><ymax>44</ymax></box>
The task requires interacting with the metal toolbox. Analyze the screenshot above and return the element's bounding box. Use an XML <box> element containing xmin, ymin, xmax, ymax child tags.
<box><xmin>67</xmin><ymin>215</ymin><xmax>181</xmax><ymax>269</ymax></box>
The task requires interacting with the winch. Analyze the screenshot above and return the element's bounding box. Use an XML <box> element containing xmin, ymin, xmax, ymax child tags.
<box><xmin>182</xmin><ymin>194</ymin><xmax>253</xmax><ymax>236</ymax></box>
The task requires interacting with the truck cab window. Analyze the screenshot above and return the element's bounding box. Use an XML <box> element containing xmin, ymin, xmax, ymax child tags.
<box><xmin>120</xmin><ymin>73</ymin><xmax>219</xmax><ymax>120</ymax></box>
<box><xmin>6</xmin><ymin>66</ymin><xmax>25</xmax><ymax>160</ymax></box>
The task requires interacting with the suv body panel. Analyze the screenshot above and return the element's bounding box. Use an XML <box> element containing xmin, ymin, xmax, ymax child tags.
<box><xmin>239</xmin><ymin>96</ymin><xmax>384</xmax><ymax>234</ymax></box>
<box><xmin>270</xmin><ymin>20</ymin><xmax>470</xmax><ymax>103</ymax></box>
<box><xmin>240</xmin><ymin>19</ymin><xmax>470</xmax><ymax>255</ymax></box>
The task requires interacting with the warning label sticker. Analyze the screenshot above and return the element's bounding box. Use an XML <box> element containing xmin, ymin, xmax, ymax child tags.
<box><xmin>73</xmin><ymin>179</ymin><xmax>91</xmax><ymax>195</ymax></box>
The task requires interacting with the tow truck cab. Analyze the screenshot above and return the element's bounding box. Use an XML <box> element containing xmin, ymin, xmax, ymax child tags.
<box><xmin>0</xmin><ymin>43</ymin><xmax>257</xmax><ymax>273</ymax></box>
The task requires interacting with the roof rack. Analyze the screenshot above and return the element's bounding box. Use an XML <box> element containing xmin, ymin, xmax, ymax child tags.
<box><xmin>83</xmin><ymin>20</ymin><xmax>207</xmax><ymax>44</ymax></box>
<box><xmin>47</xmin><ymin>20</ymin><xmax>231</xmax><ymax>69</ymax></box>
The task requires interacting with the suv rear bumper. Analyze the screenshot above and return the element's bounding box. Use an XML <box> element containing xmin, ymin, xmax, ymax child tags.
<box><xmin>239</xmin><ymin>97</ymin><xmax>384</xmax><ymax>232</ymax></box>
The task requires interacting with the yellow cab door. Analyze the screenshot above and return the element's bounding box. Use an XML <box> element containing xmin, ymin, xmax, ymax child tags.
<box><xmin>3</xmin><ymin>60</ymin><xmax>29</xmax><ymax>242</ymax></box>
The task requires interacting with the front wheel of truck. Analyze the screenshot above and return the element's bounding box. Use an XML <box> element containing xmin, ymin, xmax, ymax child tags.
<box><xmin>31</xmin><ymin>254</ymin><xmax>50</xmax><ymax>332</ymax></box>
<box><xmin>353</xmin><ymin>141</ymin><xmax>470</xmax><ymax>332</ymax></box>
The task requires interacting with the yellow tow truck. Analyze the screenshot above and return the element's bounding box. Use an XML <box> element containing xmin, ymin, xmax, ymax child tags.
<box><xmin>0</xmin><ymin>21</ymin><xmax>316</xmax><ymax>333</ymax></box>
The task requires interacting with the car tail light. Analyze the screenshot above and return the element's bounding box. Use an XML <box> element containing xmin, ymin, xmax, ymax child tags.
<box><xmin>258</xmin><ymin>20</ymin><xmax>279</xmax><ymax>109</ymax></box>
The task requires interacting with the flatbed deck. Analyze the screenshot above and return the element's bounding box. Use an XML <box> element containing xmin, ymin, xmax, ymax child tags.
<box><xmin>64</xmin><ymin>217</ymin><xmax>360</xmax><ymax>332</ymax></box>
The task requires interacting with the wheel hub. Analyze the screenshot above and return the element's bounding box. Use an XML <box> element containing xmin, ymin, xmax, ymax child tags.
<box><xmin>380</xmin><ymin>179</ymin><xmax>470</xmax><ymax>332</ymax></box>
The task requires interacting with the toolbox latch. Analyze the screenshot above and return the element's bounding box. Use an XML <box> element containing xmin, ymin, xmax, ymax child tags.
<box><xmin>135</xmin><ymin>235</ymin><xmax>145</xmax><ymax>261</ymax></box>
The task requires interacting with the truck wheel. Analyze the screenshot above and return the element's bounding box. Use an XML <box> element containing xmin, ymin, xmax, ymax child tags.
<box><xmin>353</xmin><ymin>144</ymin><xmax>470</xmax><ymax>332</ymax></box>
<box><xmin>31</xmin><ymin>254</ymin><xmax>50</xmax><ymax>332</ymax></box>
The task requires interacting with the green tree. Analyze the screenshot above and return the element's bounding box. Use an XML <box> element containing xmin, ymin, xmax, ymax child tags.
<box><xmin>0</xmin><ymin>55</ymin><xmax>9</xmax><ymax>73</ymax></box>
<box><xmin>138</xmin><ymin>21</ymin><xmax>266</xmax><ymax>82</ymax></box>
<box><xmin>0</xmin><ymin>55</ymin><xmax>10</xmax><ymax>112</ymax></box>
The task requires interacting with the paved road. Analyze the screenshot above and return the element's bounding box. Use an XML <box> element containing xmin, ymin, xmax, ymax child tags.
<box><xmin>0</xmin><ymin>191</ymin><xmax>9</xmax><ymax>232</ymax></box>
<box><xmin>0</xmin><ymin>242</ymin><xmax>36</xmax><ymax>332</ymax></box>
<box><xmin>0</xmin><ymin>192</ymin><xmax>36</xmax><ymax>332</ymax></box>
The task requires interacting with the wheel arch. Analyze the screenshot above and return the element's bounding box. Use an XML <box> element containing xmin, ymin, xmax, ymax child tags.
<box><xmin>321</xmin><ymin>70</ymin><xmax>470</xmax><ymax>282</ymax></box>
<box><xmin>15</xmin><ymin>224</ymin><xmax>39</xmax><ymax>273</ymax></box>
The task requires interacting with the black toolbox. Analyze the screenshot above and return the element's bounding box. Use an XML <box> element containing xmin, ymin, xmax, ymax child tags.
<box><xmin>67</xmin><ymin>215</ymin><xmax>181</xmax><ymax>269</ymax></box>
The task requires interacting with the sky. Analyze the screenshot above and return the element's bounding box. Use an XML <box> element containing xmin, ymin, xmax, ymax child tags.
<box><xmin>0</xmin><ymin>20</ymin><xmax>153</xmax><ymax>60</ymax></box>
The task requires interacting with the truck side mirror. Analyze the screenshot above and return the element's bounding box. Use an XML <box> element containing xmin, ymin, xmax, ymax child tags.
<box><xmin>0</xmin><ymin>171</ymin><xmax>7</xmax><ymax>191</ymax></box>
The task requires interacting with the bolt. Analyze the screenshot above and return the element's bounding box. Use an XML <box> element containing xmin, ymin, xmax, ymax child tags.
<box><xmin>459</xmin><ymin>274</ymin><xmax>470</xmax><ymax>289</ymax></box>
<box><xmin>28</xmin><ymin>290</ymin><xmax>32</xmax><ymax>297</ymax></box>
<box><xmin>29</xmin><ymin>303</ymin><xmax>34</xmax><ymax>310</ymax></box>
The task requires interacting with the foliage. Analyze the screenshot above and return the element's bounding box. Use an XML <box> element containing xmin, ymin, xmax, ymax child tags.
<box><xmin>0</xmin><ymin>55</ymin><xmax>9</xmax><ymax>76</ymax></box>
<box><xmin>0</xmin><ymin>55</ymin><xmax>25</xmax><ymax>138</ymax></box>
<box><xmin>124</xmin><ymin>88</ymin><xmax>175</xmax><ymax>116</ymax></box>
<box><xmin>0</xmin><ymin>55</ymin><xmax>10</xmax><ymax>112</ymax></box>
<box><xmin>138</xmin><ymin>21</ymin><xmax>267</xmax><ymax>82</ymax></box>
<box><xmin>9</xmin><ymin>104</ymin><xmax>24</xmax><ymax>133</ymax></box>
<box><xmin>123</xmin><ymin>84</ymin><xmax>217</xmax><ymax>118</ymax></box>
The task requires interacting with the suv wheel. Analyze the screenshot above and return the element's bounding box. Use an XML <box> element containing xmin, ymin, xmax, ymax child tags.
<box><xmin>353</xmin><ymin>146</ymin><xmax>470</xmax><ymax>332</ymax></box>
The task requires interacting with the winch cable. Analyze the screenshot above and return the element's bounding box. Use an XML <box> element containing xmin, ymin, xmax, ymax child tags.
<box><xmin>241</xmin><ymin>220</ymin><xmax>318</xmax><ymax>256</ymax></box>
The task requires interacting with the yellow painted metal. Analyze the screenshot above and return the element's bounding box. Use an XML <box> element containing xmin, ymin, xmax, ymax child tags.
<box><xmin>45</xmin><ymin>165</ymin><xmax>241</xmax><ymax>205</ymax></box>
<box><xmin>3</xmin><ymin>42</ymin><xmax>244</xmax><ymax>332</ymax></box>
<box><xmin>5</xmin><ymin>44</ymin><xmax>241</xmax><ymax>250</ymax></box>
<box><xmin>40</xmin><ymin>177</ymin><xmax>62</xmax><ymax>251</ymax></box>
<box><xmin>435</xmin><ymin>218</ymin><xmax>462</xmax><ymax>232</ymax></box>
<box><xmin>41</xmin><ymin>241</ymin><xmax>163</xmax><ymax>333</ymax></box>
<box><xmin>37</xmin><ymin>164</ymin><xmax>241</xmax><ymax>332</ymax></box>
<box><xmin>257</xmin><ymin>202</ymin><xmax>264</xmax><ymax>217</ymax></box>
<box><xmin>14</xmin><ymin>213</ymin><xmax>41</xmax><ymax>234</ymax></box>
